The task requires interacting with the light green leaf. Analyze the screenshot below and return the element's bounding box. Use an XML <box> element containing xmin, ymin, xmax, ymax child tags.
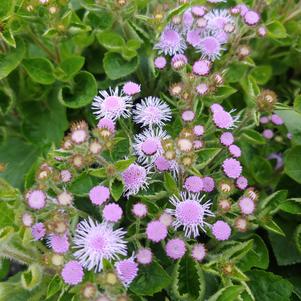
<box><xmin>241</xmin><ymin>129</ymin><xmax>266</xmax><ymax>145</ymax></box>
<box><xmin>164</xmin><ymin>173</ymin><xmax>179</xmax><ymax>195</ymax></box>
<box><xmin>250</xmin><ymin>65</ymin><xmax>272</xmax><ymax>85</ymax></box>
<box><xmin>115</xmin><ymin>158</ymin><xmax>136</xmax><ymax>172</ymax></box>
<box><xmin>56</xmin><ymin>56</ymin><xmax>85</xmax><ymax>81</ymax></box>
<box><xmin>279</xmin><ymin>199</ymin><xmax>301</xmax><ymax>215</ymax></box>
<box><xmin>267</xmin><ymin>21</ymin><xmax>287</xmax><ymax>39</ymax></box>
<box><xmin>110</xmin><ymin>178</ymin><xmax>124</xmax><ymax>201</ymax></box>
<box><xmin>196</xmin><ymin>148</ymin><xmax>222</xmax><ymax>169</ymax></box>
<box><xmin>96</xmin><ymin>31</ymin><xmax>125</xmax><ymax>51</ymax></box>
<box><xmin>294</xmin><ymin>95</ymin><xmax>301</xmax><ymax>114</ymax></box>
<box><xmin>208</xmin><ymin>285</ymin><xmax>244</xmax><ymax>301</ymax></box>
<box><xmin>284</xmin><ymin>146</ymin><xmax>301</xmax><ymax>183</ymax></box>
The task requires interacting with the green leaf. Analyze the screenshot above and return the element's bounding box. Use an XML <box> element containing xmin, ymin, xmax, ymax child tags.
<box><xmin>208</xmin><ymin>285</ymin><xmax>244</xmax><ymax>301</ymax></box>
<box><xmin>47</xmin><ymin>275</ymin><xmax>62</xmax><ymax>299</ymax></box>
<box><xmin>250</xmin><ymin>156</ymin><xmax>273</xmax><ymax>185</ymax></box>
<box><xmin>110</xmin><ymin>178</ymin><xmax>124</xmax><ymax>201</ymax></box>
<box><xmin>84</xmin><ymin>10</ymin><xmax>113</xmax><ymax>30</ymax></box>
<box><xmin>115</xmin><ymin>158</ymin><xmax>136</xmax><ymax>172</ymax></box>
<box><xmin>22</xmin><ymin>58</ymin><xmax>55</xmax><ymax>85</ymax></box>
<box><xmin>296</xmin><ymin>224</ymin><xmax>301</xmax><ymax>253</ymax></box>
<box><xmin>278</xmin><ymin>199</ymin><xmax>301</xmax><ymax>215</ymax></box>
<box><xmin>250</xmin><ymin>65</ymin><xmax>272</xmax><ymax>85</ymax></box>
<box><xmin>294</xmin><ymin>95</ymin><xmax>301</xmax><ymax>114</ymax></box>
<box><xmin>59</xmin><ymin>71</ymin><xmax>97</xmax><ymax>108</ymax></box>
<box><xmin>247</xmin><ymin>270</ymin><xmax>293</xmax><ymax>301</ymax></box>
<box><xmin>0</xmin><ymin>178</ymin><xmax>20</xmax><ymax>201</ymax></box>
<box><xmin>225</xmin><ymin>62</ymin><xmax>249</xmax><ymax>83</ymax></box>
<box><xmin>0</xmin><ymin>38</ymin><xmax>25</xmax><ymax>80</ymax></box>
<box><xmin>241</xmin><ymin>129</ymin><xmax>266</xmax><ymax>145</ymax></box>
<box><xmin>0</xmin><ymin>202</ymin><xmax>15</xmax><ymax>228</ymax></box>
<box><xmin>163</xmin><ymin>173</ymin><xmax>178</xmax><ymax>195</ymax></box>
<box><xmin>69</xmin><ymin>173</ymin><xmax>94</xmax><ymax>196</ymax></box>
<box><xmin>238</xmin><ymin>235</ymin><xmax>269</xmax><ymax>271</ymax></box>
<box><xmin>56</xmin><ymin>56</ymin><xmax>85</xmax><ymax>81</ymax></box>
<box><xmin>21</xmin><ymin>264</ymin><xmax>43</xmax><ymax>290</ymax></box>
<box><xmin>103</xmin><ymin>52</ymin><xmax>138</xmax><ymax>80</ymax></box>
<box><xmin>88</xmin><ymin>167</ymin><xmax>106</xmax><ymax>178</ymax></box>
<box><xmin>240</xmin><ymin>75</ymin><xmax>260</xmax><ymax>106</ymax></box>
<box><xmin>262</xmin><ymin>219</ymin><xmax>285</xmax><ymax>236</ymax></box>
<box><xmin>267</xmin><ymin>21</ymin><xmax>287</xmax><ymax>39</ymax></box>
<box><xmin>269</xmin><ymin>218</ymin><xmax>301</xmax><ymax>266</ymax></box>
<box><xmin>0</xmin><ymin>27</ymin><xmax>16</xmax><ymax>48</ymax></box>
<box><xmin>0</xmin><ymin>259</ymin><xmax>10</xmax><ymax>281</ymax></box>
<box><xmin>0</xmin><ymin>0</ymin><xmax>15</xmax><ymax>20</ymax></box>
<box><xmin>259</xmin><ymin>190</ymin><xmax>288</xmax><ymax>213</ymax></box>
<box><xmin>284</xmin><ymin>146</ymin><xmax>301</xmax><ymax>183</ymax></box>
<box><xmin>220</xmin><ymin>240</ymin><xmax>253</xmax><ymax>262</ymax></box>
<box><xmin>196</xmin><ymin>148</ymin><xmax>221</xmax><ymax>169</ymax></box>
<box><xmin>275</xmin><ymin>109</ymin><xmax>301</xmax><ymax>144</ymax></box>
<box><xmin>204</xmin><ymin>86</ymin><xmax>237</xmax><ymax>103</ymax></box>
<box><xmin>130</xmin><ymin>261</ymin><xmax>172</xmax><ymax>296</ymax></box>
<box><xmin>96</xmin><ymin>31</ymin><xmax>125</xmax><ymax>51</ymax></box>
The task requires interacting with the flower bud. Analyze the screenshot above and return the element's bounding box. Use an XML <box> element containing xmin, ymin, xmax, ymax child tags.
<box><xmin>256</xmin><ymin>90</ymin><xmax>277</xmax><ymax>112</ymax></box>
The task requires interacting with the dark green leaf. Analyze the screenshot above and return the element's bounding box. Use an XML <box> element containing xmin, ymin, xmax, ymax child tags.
<box><xmin>241</xmin><ymin>129</ymin><xmax>266</xmax><ymax>145</ymax></box>
<box><xmin>294</xmin><ymin>95</ymin><xmax>301</xmax><ymax>114</ymax></box>
<box><xmin>47</xmin><ymin>275</ymin><xmax>62</xmax><ymax>299</ymax></box>
<box><xmin>56</xmin><ymin>56</ymin><xmax>85</xmax><ymax>81</ymax></box>
<box><xmin>163</xmin><ymin>173</ymin><xmax>178</xmax><ymax>195</ymax></box>
<box><xmin>110</xmin><ymin>178</ymin><xmax>124</xmax><ymax>201</ymax></box>
<box><xmin>284</xmin><ymin>146</ymin><xmax>301</xmax><ymax>183</ymax></box>
<box><xmin>69</xmin><ymin>173</ymin><xmax>94</xmax><ymax>196</ymax></box>
<box><xmin>196</xmin><ymin>148</ymin><xmax>221</xmax><ymax>169</ymax></box>
<box><xmin>250</xmin><ymin>65</ymin><xmax>272</xmax><ymax>85</ymax></box>
<box><xmin>278</xmin><ymin>199</ymin><xmax>301</xmax><ymax>215</ymax></box>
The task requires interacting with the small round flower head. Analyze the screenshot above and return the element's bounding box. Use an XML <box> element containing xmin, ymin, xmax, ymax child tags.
<box><xmin>193</xmin><ymin>60</ymin><xmax>211</xmax><ymax>76</ymax></box>
<box><xmin>194</xmin><ymin>140</ymin><xmax>203</xmax><ymax>150</ymax></box>
<box><xmin>26</xmin><ymin>190</ymin><xmax>46</xmax><ymax>210</ymax></box>
<box><xmin>236</xmin><ymin>4</ymin><xmax>249</xmax><ymax>16</ymax></box>
<box><xmin>136</xmin><ymin>248</ymin><xmax>152</xmax><ymax>265</ymax></box>
<box><xmin>235</xmin><ymin>217</ymin><xmax>248</xmax><ymax>232</ymax></box>
<box><xmin>22</xmin><ymin>212</ymin><xmax>34</xmax><ymax>227</ymax></box>
<box><xmin>132</xmin><ymin>203</ymin><xmax>148</xmax><ymax>218</ymax></box>
<box><xmin>146</xmin><ymin>220</ymin><xmax>168</xmax><ymax>243</ymax></box>
<box><xmin>134</xmin><ymin>127</ymin><xmax>168</xmax><ymax>165</ymax></box>
<box><xmin>186</xmin><ymin>29</ymin><xmax>202</xmax><ymax>47</ymax></box>
<box><xmin>115</xmin><ymin>258</ymin><xmax>138</xmax><ymax>287</ymax></box>
<box><xmin>237</xmin><ymin>45</ymin><xmax>251</xmax><ymax>59</ymax></box>
<box><xmin>212</xmin><ymin>220</ymin><xmax>231</xmax><ymax>241</ymax></box>
<box><xmin>60</xmin><ymin>170</ymin><xmax>72</xmax><ymax>183</ymax></box>
<box><xmin>202</xmin><ymin>176</ymin><xmax>215</xmax><ymax>192</ymax></box>
<box><xmin>182</xmin><ymin>9</ymin><xmax>194</xmax><ymax>29</ymax></box>
<box><xmin>31</xmin><ymin>223</ymin><xmax>46</xmax><ymax>241</ymax></box>
<box><xmin>61</xmin><ymin>261</ymin><xmax>84</xmax><ymax>285</ymax></box>
<box><xmin>228</xmin><ymin>144</ymin><xmax>241</xmax><ymax>158</ymax></box>
<box><xmin>244</xmin><ymin>10</ymin><xmax>260</xmax><ymax>26</ymax></box>
<box><xmin>171</xmin><ymin>54</ymin><xmax>188</xmax><ymax>70</ymax></box>
<box><xmin>236</xmin><ymin>176</ymin><xmax>248</xmax><ymax>190</ymax></box>
<box><xmin>239</xmin><ymin>197</ymin><xmax>255</xmax><ymax>215</ymax></box>
<box><xmin>191</xmin><ymin>243</ymin><xmax>206</xmax><ymax>262</ymax></box>
<box><xmin>122</xmin><ymin>163</ymin><xmax>148</xmax><ymax>198</ymax></box>
<box><xmin>92</xmin><ymin>87</ymin><xmax>132</xmax><ymax>120</ymax></box>
<box><xmin>182</xmin><ymin>110</ymin><xmax>195</xmax><ymax>122</ymax></box>
<box><xmin>198</xmin><ymin>33</ymin><xmax>224</xmax><ymax>61</ymax></box>
<box><xmin>166</xmin><ymin>238</ymin><xmax>186</xmax><ymax>260</ymax></box>
<box><xmin>260</xmin><ymin>116</ymin><xmax>270</xmax><ymax>124</ymax></box>
<box><xmin>47</xmin><ymin>233</ymin><xmax>69</xmax><ymax>254</ymax></box>
<box><xmin>258</xmin><ymin>26</ymin><xmax>267</xmax><ymax>37</ymax></box>
<box><xmin>133</xmin><ymin>97</ymin><xmax>172</xmax><ymax>127</ymax></box>
<box><xmin>271</xmin><ymin>114</ymin><xmax>284</xmax><ymax>125</ymax></box>
<box><xmin>196</xmin><ymin>83</ymin><xmax>209</xmax><ymax>96</ymax></box>
<box><xmin>89</xmin><ymin>141</ymin><xmax>102</xmax><ymax>155</ymax></box>
<box><xmin>193</xmin><ymin>125</ymin><xmax>204</xmax><ymax>136</ymax></box>
<box><xmin>177</xmin><ymin>138</ymin><xmax>193</xmax><ymax>152</ymax></box>
<box><xmin>70</xmin><ymin>121</ymin><xmax>88</xmax><ymax>144</ymax></box>
<box><xmin>103</xmin><ymin>203</ymin><xmax>123</xmax><ymax>223</ymax></box>
<box><xmin>57</xmin><ymin>191</ymin><xmax>73</xmax><ymax>206</ymax></box>
<box><xmin>97</xmin><ymin>117</ymin><xmax>116</xmax><ymax>134</ymax></box>
<box><xmin>263</xmin><ymin>129</ymin><xmax>274</xmax><ymax>139</ymax></box>
<box><xmin>73</xmin><ymin>218</ymin><xmax>127</xmax><ymax>272</ymax></box>
<box><xmin>154</xmin><ymin>156</ymin><xmax>171</xmax><ymax>172</ymax></box>
<box><xmin>154</xmin><ymin>56</ymin><xmax>167</xmax><ymax>69</ymax></box>
<box><xmin>159</xmin><ymin>212</ymin><xmax>173</xmax><ymax>227</ymax></box>
<box><xmin>212</xmin><ymin>110</ymin><xmax>236</xmax><ymax>129</ymax></box>
<box><xmin>220</xmin><ymin>132</ymin><xmax>234</xmax><ymax>146</ymax></box>
<box><xmin>196</xmin><ymin>17</ymin><xmax>208</xmax><ymax>28</ymax></box>
<box><xmin>184</xmin><ymin>176</ymin><xmax>203</xmax><ymax>193</ymax></box>
<box><xmin>155</xmin><ymin>25</ymin><xmax>186</xmax><ymax>56</ymax></box>
<box><xmin>167</xmin><ymin>192</ymin><xmax>214</xmax><ymax>238</ymax></box>
<box><xmin>192</xmin><ymin>6</ymin><xmax>206</xmax><ymax>17</ymax></box>
<box><xmin>123</xmin><ymin>82</ymin><xmax>141</xmax><ymax>96</ymax></box>
<box><xmin>205</xmin><ymin>9</ymin><xmax>233</xmax><ymax>31</ymax></box>
<box><xmin>89</xmin><ymin>185</ymin><xmax>110</xmax><ymax>206</ymax></box>
<box><xmin>222</xmin><ymin>158</ymin><xmax>242</xmax><ymax>179</ymax></box>
<box><xmin>218</xmin><ymin>199</ymin><xmax>231</xmax><ymax>212</ymax></box>
<box><xmin>210</xmin><ymin>103</ymin><xmax>224</xmax><ymax>113</ymax></box>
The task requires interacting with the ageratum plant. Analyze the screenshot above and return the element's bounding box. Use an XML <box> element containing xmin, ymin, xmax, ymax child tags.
<box><xmin>0</xmin><ymin>0</ymin><xmax>301</xmax><ymax>301</ymax></box>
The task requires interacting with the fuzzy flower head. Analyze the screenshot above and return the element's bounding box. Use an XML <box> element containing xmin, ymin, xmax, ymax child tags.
<box><xmin>205</xmin><ymin>9</ymin><xmax>234</xmax><ymax>31</ymax></box>
<box><xmin>155</xmin><ymin>25</ymin><xmax>187</xmax><ymax>56</ymax></box>
<box><xmin>103</xmin><ymin>203</ymin><xmax>123</xmax><ymax>223</ymax></box>
<box><xmin>212</xmin><ymin>220</ymin><xmax>231</xmax><ymax>241</ymax></box>
<box><xmin>236</xmin><ymin>176</ymin><xmax>248</xmax><ymax>190</ymax></box>
<box><xmin>167</xmin><ymin>192</ymin><xmax>214</xmax><ymax>238</ymax></box>
<box><xmin>244</xmin><ymin>10</ymin><xmax>260</xmax><ymax>26</ymax></box>
<box><xmin>133</xmin><ymin>127</ymin><xmax>169</xmax><ymax>166</ymax></box>
<box><xmin>133</xmin><ymin>97</ymin><xmax>172</xmax><ymax>127</ymax></box>
<box><xmin>193</xmin><ymin>59</ymin><xmax>211</xmax><ymax>76</ymax></box>
<box><xmin>220</xmin><ymin>132</ymin><xmax>234</xmax><ymax>146</ymax></box>
<box><xmin>166</xmin><ymin>238</ymin><xmax>186</xmax><ymax>260</ymax></box>
<box><xmin>92</xmin><ymin>87</ymin><xmax>132</xmax><ymax>120</ymax></box>
<box><xmin>196</xmin><ymin>83</ymin><xmax>209</xmax><ymax>96</ymax></box>
<box><xmin>191</xmin><ymin>243</ymin><xmax>206</xmax><ymax>262</ymax></box>
<box><xmin>73</xmin><ymin>218</ymin><xmax>127</xmax><ymax>272</ymax></box>
<box><xmin>61</xmin><ymin>261</ymin><xmax>84</xmax><ymax>285</ymax></box>
<box><xmin>202</xmin><ymin>176</ymin><xmax>215</xmax><ymax>192</ymax></box>
<box><xmin>184</xmin><ymin>176</ymin><xmax>203</xmax><ymax>193</ymax></box>
<box><xmin>197</xmin><ymin>31</ymin><xmax>224</xmax><ymax>61</ymax></box>
<box><xmin>31</xmin><ymin>222</ymin><xmax>46</xmax><ymax>241</ymax></box>
<box><xmin>97</xmin><ymin>117</ymin><xmax>116</xmax><ymax>134</ymax></box>
<box><xmin>154</xmin><ymin>56</ymin><xmax>167</xmax><ymax>69</ymax></box>
<box><xmin>239</xmin><ymin>197</ymin><xmax>255</xmax><ymax>215</ymax></box>
<box><xmin>229</xmin><ymin>144</ymin><xmax>241</xmax><ymax>158</ymax></box>
<box><xmin>212</xmin><ymin>109</ymin><xmax>238</xmax><ymax>129</ymax></box>
<box><xmin>89</xmin><ymin>185</ymin><xmax>110</xmax><ymax>206</ymax></box>
<box><xmin>136</xmin><ymin>248</ymin><xmax>152</xmax><ymax>265</ymax></box>
<box><xmin>115</xmin><ymin>258</ymin><xmax>138</xmax><ymax>287</ymax></box>
<box><xmin>122</xmin><ymin>163</ymin><xmax>148</xmax><ymax>197</ymax></box>
<box><xmin>132</xmin><ymin>203</ymin><xmax>148</xmax><ymax>218</ymax></box>
<box><xmin>186</xmin><ymin>29</ymin><xmax>202</xmax><ymax>47</ymax></box>
<box><xmin>182</xmin><ymin>110</ymin><xmax>195</xmax><ymax>122</ymax></box>
<box><xmin>146</xmin><ymin>220</ymin><xmax>168</xmax><ymax>243</ymax></box>
<box><xmin>47</xmin><ymin>233</ymin><xmax>69</xmax><ymax>254</ymax></box>
<box><xmin>123</xmin><ymin>82</ymin><xmax>141</xmax><ymax>96</ymax></box>
<box><xmin>26</xmin><ymin>190</ymin><xmax>46</xmax><ymax>210</ymax></box>
<box><xmin>171</xmin><ymin>54</ymin><xmax>188</xmax><ymax>70</ymax></box>
<box><xmin>222</xmin><ymin>158</ymin><xmax>242</xmax><ymax>179</ymax></box>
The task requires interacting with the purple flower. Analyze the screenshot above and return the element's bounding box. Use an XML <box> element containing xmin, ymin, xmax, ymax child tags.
<box><xmin>92</xmin><ymin>87</ymin><xmax>132</xmax><ymax>120</ymax></box>
<box><xmin>184</xmin><ymin>176</ymin><xmax>203</xmax><ymax>193</ymax></box>
<box><xmin>222</xmin><ymin>158</ymin><xmax>242</xmax><ymax>179</ymax></box>
<box><xmin>89</xmin><ymin>185</ymin><xmax>110</xmax><ymax>206</ymax></box>
<box><xmin>212</xmin><ymin>220</ymin><xmax>231</xmax><ymax>241</ymax></box>
<box><xmin>154</xmin><ymin>156</ymin><xmax>171</xmax><ymax>172</ymax></box>
<box><xmin>60</xmin><ymin>170</ymin><xmax>72</xmax><ymax>183</ymax></box>
<box><xmin>236</xmin><ymin>176</ymin><xmax>248</xmax><ymax>190</ymax></box>
<box><xmin>123</xmin><ymin>81</ymin><xmax>141</xmax><ymax>96</ymax></box>
<box><xmin>146</xmin><ymin>220</ymin><xmax>168</xmax><ymax>243</ymax></box>
<box><xmin>196</xmin><ymin>83</ymin><xmax>209</xmax><ymax>96</ymax></box>
<box><xmin>202</xmin><ymin>176</ymin><xmax>215</xmax><ymax>192</ymax></box>
<box><xmin>61</xmin><ymin>261</ymin><xmax>84</xmax><ymax>285</ymax></box>
<box><xmin>198</xmin><ymin>33</ymin><xmax>224</xmax><ymax>61</ymax></box>
<box><xmin>212</xmin><ymin>109</ymin><xmax>237</xmax><ymax>129</ymax></box>
<box><xmin>186</xmin><ymin>29</ymin><xmax>202</xmax><ymax>47</ymax></box>
<box><xmin>239</xmin><ymin>197</ymin><xmax>255</xmax><ymax>215</ymax></box>
<box><xmin>136</xmin><ymin>248</ymin><xmax>152</xmax><ymax>265</ymax></box>
<box><xmin>244</xmin><ymin>10</ymin><xmax>260</xmax><ymax>26</ymax></box>
<box><xmin>47</xmin><ymin>233</ymin><xmax>69</xmax><ymax>254</ymax></box>
<box><xmin>171</xmin><ymin>54</ymin><xmax>188</xmax><ymax>70</ymax></box>
<box><xmin>97</xmin><ymin>117</ymin><xmax>116</xmax><ymax>133</ymax></box>
<box><xmin>193</xmin><ymin>59</ymin><xmax>211</xmax><ymax>76</ymax></box>
<box><xmin>193</xmin><ymin>125</ymin><xmax>205</xmax><ymax>136</ymax></box>
<box><xmin>191</xmin><ymin>243</ymin><xmax>206</xmax><ymax>262</ymax></box>
<box><xmin>103</xmin><ymin>203</ymin><xmax>123</xmax><ymax>223</ymax></box>
<box><xmin>191</xmin><ymin>6</ymin><xmax>206</xmax><ymax>17</ymax></box>
<box><xmin>26</xmin><ymin>190</ymin><xmax>46</xmax><ymax>210</ymax></box>
<box><xmin>133</xmin><ymin>96</ymin><xmax>172</xmax><ymax>127</ymax></box>
<box><xmin>73</xmin><ymin>218</ymin><xmax>127</xmax><ymax>272</ymax></box>
<box><xmin>228</xmin><ymin>144</ymin><xmax>241</xmax><ymax>158</ymax></box>
<box><xmin>271</xmin><ymin>114</ymin><xmax>284</xmax><ymax>125</ymax></box>
<box><xmin>205</xmin><ymin>9</ymin><xmax>234</xmax><ymax>31</ymax></box>
<box><xmin>132</xmin><ymin>203</ymin><xmax>148</xmax><ymax>218</ymax></box>
<box><xmin>167</xmin><ymin>192</ymin><xmax>214</xmax><ymax>238</ymax></box>
<box><xmin>260</xmin><ymin>116</ymin><xmax>270</xmax><ymax>124</ymax></box>
<box><xmin>31</xmin><ymin>223</ymin><xmax>46</xmax><ymax>241</ymax></box>
<box><xmin>220</xmin><ymin>132</ymin><xmax>234</xmax><ymax>146</ymax></box>
<box><xmin>154</xmin><ymin>56</ymin><xmax>167</xmax><ymax>69</ymax></box>
<box><xmin>115</xmin><ymin>258</ymin><xmax>138</xmax><ymax>287</ymax></box>
<box><xmin>263</xmin><ymin>129</ymin><xmax>274</xmax><ymax>139</ymax></box>
<box><xmin>181</xmin><ymin>110</ymin><xmax>195</xmax><ymax>122</ymax></box>
<box><xmin>165</xmin><ymin>238</ymin><xmax>186</xmax><ymax>260</ymax></box>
